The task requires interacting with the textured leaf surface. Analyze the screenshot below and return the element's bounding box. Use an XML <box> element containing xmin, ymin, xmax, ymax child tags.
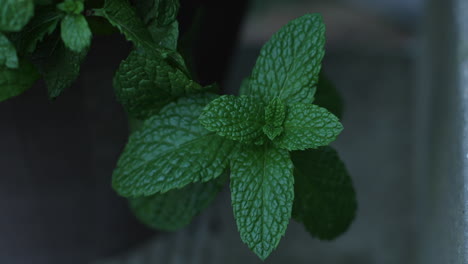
<box><xmin>95</xmin><ymin>0</ymin><xmax>154</xmax><ymax>50</ymax></box>
<box><xmin>57</xmin><ymin>0</ymin><xmax>84</xmax><ymax>15</ymax></box>
<box><xmin>249</xmin><ymin>14</ymin><xmax>325</xmax><ymax>105</ymax></box>
<box><xmin>148</xmin><ymin>20</ymin><xmax>178</xmax><ymax>50</ymax></box>
<box><xmin>315</xmin><ymin>72</ymin><xmax>343</xmax><ymax>119</ymax></box>
<box><xmin>274</xmin><ymin>103</ymin><xmax>343</xmax><ymax>150</ymax></box>
<box><xmin>60</xmin><ymin>14</ymin><xmax>91</xmax><ymax>52</ymax></box>
<box><xmin>0</xmin><ymin>60</ymin><xmax>39</xmax><ymax>101</ymax></box>
<box><xmin>0</xmin><ymin>0</ymin><xmax>34</xmax><ymax>32</ymax></box>
<box><xmin>129</xmin><ymin>175</ymin><xmax>226</xmax><ymax>231</ymax></box>
<box><xmin>230</xmin><ymin>144</ymin><xmax>294</xmax><ymax>260</ymax></box>
<box><xmin>32</xmin><ymin>35</ymin><xmax>87</xmax><ymax>98</ymax></box>
<box><xmin>0</xmin><ymin>33</ymin><xmax>18</xmax><ymax>68</ymax></box>
<box><xmin>199</xmin><ymin>95</ymin><xmax>265</xmax><ymax>143</ymax></box>
<box><xmin>9</xmin><ymin>7</ymin><xmax>61</xmax><ymax>54</ymax></box>
<box><xmin>263</xmin><ymin>98</ymin><xmax>286</xmax><ymax>140</ymax></box>
<box><xmin>292</xmin><ymin>147</ymin><xmax>356</xmax><ymax>240</ymax></box>
<box><xmin>113</xmin><ymin>94</ymin><xmax>236</xmax><ymax>197</ymax></box>
<box><xmin>114</xmin><ymin>49</ymin><xmax>204</xmax><ymax>119</ymax></box>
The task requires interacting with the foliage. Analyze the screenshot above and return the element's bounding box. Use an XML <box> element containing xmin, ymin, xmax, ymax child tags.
<box><xmin>0</xmin><ymin>0</ymin><xmax>356</xmax><ymax>260</ymax></box>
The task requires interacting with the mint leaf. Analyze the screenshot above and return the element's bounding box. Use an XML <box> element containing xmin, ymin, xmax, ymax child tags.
<box><xmin>315</xmin><ymin>72</ymin><xmax>343</xmax><ymax>119</ymax></box>
<box><xmin>199</xmin><ymin>95</ymin><xmax>265</xmax><ymax>143</ymax></box>
<box><xmin>114</xmin><ymin>49</ymin><xmax>204</xmax><ymax>119</ymax></box>
<box><xmin>9</xmin><ymin>7</ymin><xmax>61</xmax><ymax>54</ymax></box>
<box><xmin>230</xmin><ymin>144</ymin><xmax>294</xmax><ymax>260</ymax></box>
<box><xmin>60</xmin><ymin>14</ymin><xmax>91</xmax><ymax>52</ymax></box>
<box><xmin>0</xmin><ymin>33</ymin><xmax>18</xmax><ymax>68</ymax></box>
<box><xmin>0</xmin><ymin>60</ymin><xmax>39</xmax><ymax>101</ymax></box>
<box><xmin>129</xmin><ymin>174</ymin><xmax>226</xmax><ymax>231</ymax></box>
<box><xmin>94</xmin><ymin>0</ymin><xmax>154</xmax><ymax>50</ymax></box>
<box><xmin>148</xmin><ymin>20</ymin><xmax>178</xmax><ymax>50</ymax></box>
<box><xmin>0</xmin><ymin>0</ymin><xmax>34</xmax><ymax>32</ymax></box>
<box><xmin>263</xmin><ymin>97</ymin><xmax>286</xmax><ymax>140</ymax></box>
<box><xmin>292</xmin><ymin>147</ymin><xmax>356</xmax><ymax>240</ymax></box>
<box><xmin>274</xmin><ymin>103</ymin><xmax>342</xmax><ymax>150</ymax></box>
<box><xmin>249</xmin><ymin>14</ymin><xmax>325</xmax><ymax>105</ymax></box>
<box><xmin>57</xmin><ymin>0</ymin><xmax>84</xmax><ymax>15</ymax></box>
<box><xmin>32</xmin><ymin>34</ymin><xmax>88</xmax><ymax>98</ymax></box>
<box><xmin>113</xmin><ymin>94</ymin><xmax>236</xmax><ymax>197</ymax></box>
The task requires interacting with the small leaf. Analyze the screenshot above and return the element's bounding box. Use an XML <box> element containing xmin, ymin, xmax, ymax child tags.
<box><xmin>114</xmin><ymin>49</ymin><xmax>204</xmax><ymax>119</ymax></box>
<box><xmin>57</xmin><ymin>0</ymin><xmax>84</xmax><ymax>15</ymax></box>
<box><xmin>230</xmin><ymin>144</ymin><xmax>294</xmax><ymax>260</ymax></box>
<box><xmin>32</xmin><ymin>34</ymin><xmax>88</xmax><ymax>98</ymax></box>
<box><xmin>249</xmin><ymin>14</ymin><xmax>325</xmax><ymax>105</ymax></box>
<box><xmin>274</xmin><ymin>103</ymin><xmax>343</xmax><ymax>150</ymax></box>
<box><xmin>113</xmin><ymin>94</ymin><xmax>236</xmax><ymax>197</ymax></box>
<box><xmin>199</xmin><ymin>95</ymin><xmax>265</xmax><ymax>143</ymax></box>
<box><xmin>0</xmin><ymin>33</ymin><xmax>18</xmax><ymax>68</ymax></box>
<box><xmin>60</xmin><ymin>14</ymin><xmax>92</xmax><ymax>52</ymax></box>
<box><xmin>0</xmin><ymin>0</ymin><xmax>34</xmax><ymax>32</ymax></box>
<box><xmin>292</xmin><ymin>147</ymin><xmax>357</xmax><ymax>240</ymax></box>
<box><xmin>263</xmin><ymin>97</ymin><xmax>286</xmax><ymax>140</ymax></box>
<box><xmin>314</xmin><ymin>71</ymin><xmax>344</xmax><ymax>119</ymax></box>
<box><xmin>129</xmin><ymin>174</ymin><xmax>226</xmax><ymax>231</ymax></box>
<box><xmin>0</xmin><ymin>60</ymin><xmax>39</xmax><ymax>102</ymax></box>
<box><xmin>9</xmin><ymin>7</ymin><xmax>61</xmax><ymax>54</ymax></box>
<box><xmin>148</xmin><ymin>20</ymin><xmax>178</xmax><ymax>50</ymax></box>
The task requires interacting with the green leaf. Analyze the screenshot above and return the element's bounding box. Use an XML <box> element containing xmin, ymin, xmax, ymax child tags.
<box><xmin>230</xmin><ymin>144</ymin><xmax>294</xmax><ymax>260</ymax></box>
<box><xmin>249</xmin><ymin>14</ymin><xmax>325</xmax><ymax>105</ymax></box>
<box><xmin>0</xmin><ymin>33</ymin><xmax>18</xmax><ymax>68</ymax></box>
<box><xmin>94</xmin><ymin>0</ymin><xmax>155</xmax><ymax>50</ymax></box>
<box><xmin>9</xmin><ymin>7</ymin><xmax>61</xmax><ymax>54</ymax></box>
<box><xmin>57</xmin><ymin>0</ymin><xmax>84</xmax><ymax>15</ymax></box>
<box><xmin>113</xmin><ymin>94</ymin><xmax>236</xmax><ymax>197</ymax></box>
<box><xmin>199</xmin><ymin>95</ymin><xmax>265</xmax><ymax>143</ymax></box>
<box><xmin>0</xmin><ymin>0</ymin><xmax>34</xmax><ymax>32</ymax></box>
<box><xmin>136</xmin><ymin>0</ymin><xmax>179</xmax><ymax>27</ymax></box>
<box><xmin>114</xmin><ymin>49</ymin><xmax>204</xmax><ymax>119</ymax></box>
<box><xmin>129</xmin><ymin>174</ymin><xmax>226</xmax><ymax>231</ymax></box>
<box><xmin>314</xmin><ymin>71</ymin><xmax>343</xmax><ymax>119</ymax></box>
<box><xmin>0</xmin><ymin>60</ymin><xmax>39</xmax><ymax>102</ymax></box>
<box><xmin>292</xmin><ymin>147</ymin><xmax>356</xmax><ymax>240</ymax></box>
<box><xmin>263</xmin><ymin>97</ymin><xmax>286</xmax><ymax>140</ymax></box>
<box><xmin>60</xmin><ymin>14</ymin><xmax>92</xmax><ymax>52</ymax></box>
<box><xmin>274</xmin><ymin>103</ymin><xmax>343</xmax><ymax>150</ymax></box>
<box><xmin>148</xmin><ymin>20</ymin><xmax>178</xmax><ymax>50</ymax></box>
<box><xmin>32</xmin><ymin>34</ymin><xmax>88</xmax><ymax>98</ymax></box>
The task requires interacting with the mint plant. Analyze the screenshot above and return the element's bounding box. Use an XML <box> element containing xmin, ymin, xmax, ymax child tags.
<box><xmin>0</xmin><ymin>0</ymin><xmax>357</xmax><ymax>260</ymax></box>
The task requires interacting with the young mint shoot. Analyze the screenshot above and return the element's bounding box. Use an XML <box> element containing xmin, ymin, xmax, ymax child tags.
<box><xmin>0</xmin><ymin>0</ymin><xmax>357</xmax><ymax>260</ymax></box>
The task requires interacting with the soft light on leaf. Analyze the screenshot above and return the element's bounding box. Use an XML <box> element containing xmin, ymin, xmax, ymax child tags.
<box><xmin>249</xmin><ymin>14</ymin><xmax>325</xmax><ymax>105</ymax></box>
<box><xmin>0</xmin><ymin>0</ymin><xmax>34</xmax><ymax>32</ymax></box>
<box><xmin>113</xmin><ymin>94</ymin><xmax>236</xmax><ymax>197</ymax></box>
<box><xmin>274</xmin><ymin>103</ymin><xmax>343</xmax><ymax>150</ymax></box>
<box><xmin>0</xmin><ymin>60</ymin><xmax>39</xmax><ymax>101</ymax></box>
<box><xmin>0</xmin><ymin>33</ymin><xmax>18</xmax><ymax>68</ymax></box>
<box><xmin>60</xmin><ymin>14</ymin><xmax>92</xmax><ymax>52</ymax></box>
<box><xmin>230</xmin><ymin>144</ymin><xmax>294</xmax><ymax>260</ymax></box>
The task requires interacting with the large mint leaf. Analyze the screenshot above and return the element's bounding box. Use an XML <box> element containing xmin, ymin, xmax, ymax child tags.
<box><xmin>0</xmin><ymin>60</ymin><xmax>39</xmax><ymax>101</ymax></box>
<box><xmin>94</xmin><ymin>0</ymin><xmax>154</xmax><ymax>50</ymax></box>
<box><xmin>230</xmin><ymin>144</ymin><xmax>294</xmax><ymax>260</ymax></box>
<box><xmin>292</xmin><ymin>147</ymin><xmax>356</xmax><ymax>240</ymax></box>
<box><xmin>9</xmin><ymin>7</ymin><xmax>61</xmax><ymax>54</ymax></box>
<box><xmin>274</xmin><ymin>103</ymin><xmax>342</xmax><ymax>150</ymax></box>
<box><xmin>248</xmin><ymin>14</ymin><xmax>325</xmax><ymax>105</ymax></box>
<box><xmin>32</xmin><ymin>34</ymin><xmax>88</xmax><ymax>98</ymax></box>
<box><xmin>60</xmin><ymin>14</ymin><xmax>91</xmax><ymax>52</ymax></box>
<box><xmin>0</xmin><ymin>0</ymin><xmax>34</xmax><ymax>32</ymax></box>
<box><xmin>114</xmin><ymin>49</ymin><xmax>204</xmax><ymax>119</ymax></box>
<box><xmin>199</xmin><ymin>95</ymin><xmax>265</xmax><ymax>143</ymax></box>
<box><xmin>315</xmin><ymin>71</ymin><xmax>343</xmax><ymax>119</ymax></box>
<box><xmin>129</xmin><ymin>174</ymin><xmax>226</xmax><ymax>231</ymax></box>
<box><xmin>0</xmin><ymin>33</ymin><xmax>18</xmax><ymax>68</ymax></box>
<box><xmin>113</xmin><ymin>94</ymin><xmax>236</xmax><ymax>197</ymax></box>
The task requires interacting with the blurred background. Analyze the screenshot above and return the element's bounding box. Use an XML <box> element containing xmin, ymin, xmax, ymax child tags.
<box><xmin>1</xmin><ymin>0</ymin><xmax>466</xmax><ymax>263</ymax></box>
